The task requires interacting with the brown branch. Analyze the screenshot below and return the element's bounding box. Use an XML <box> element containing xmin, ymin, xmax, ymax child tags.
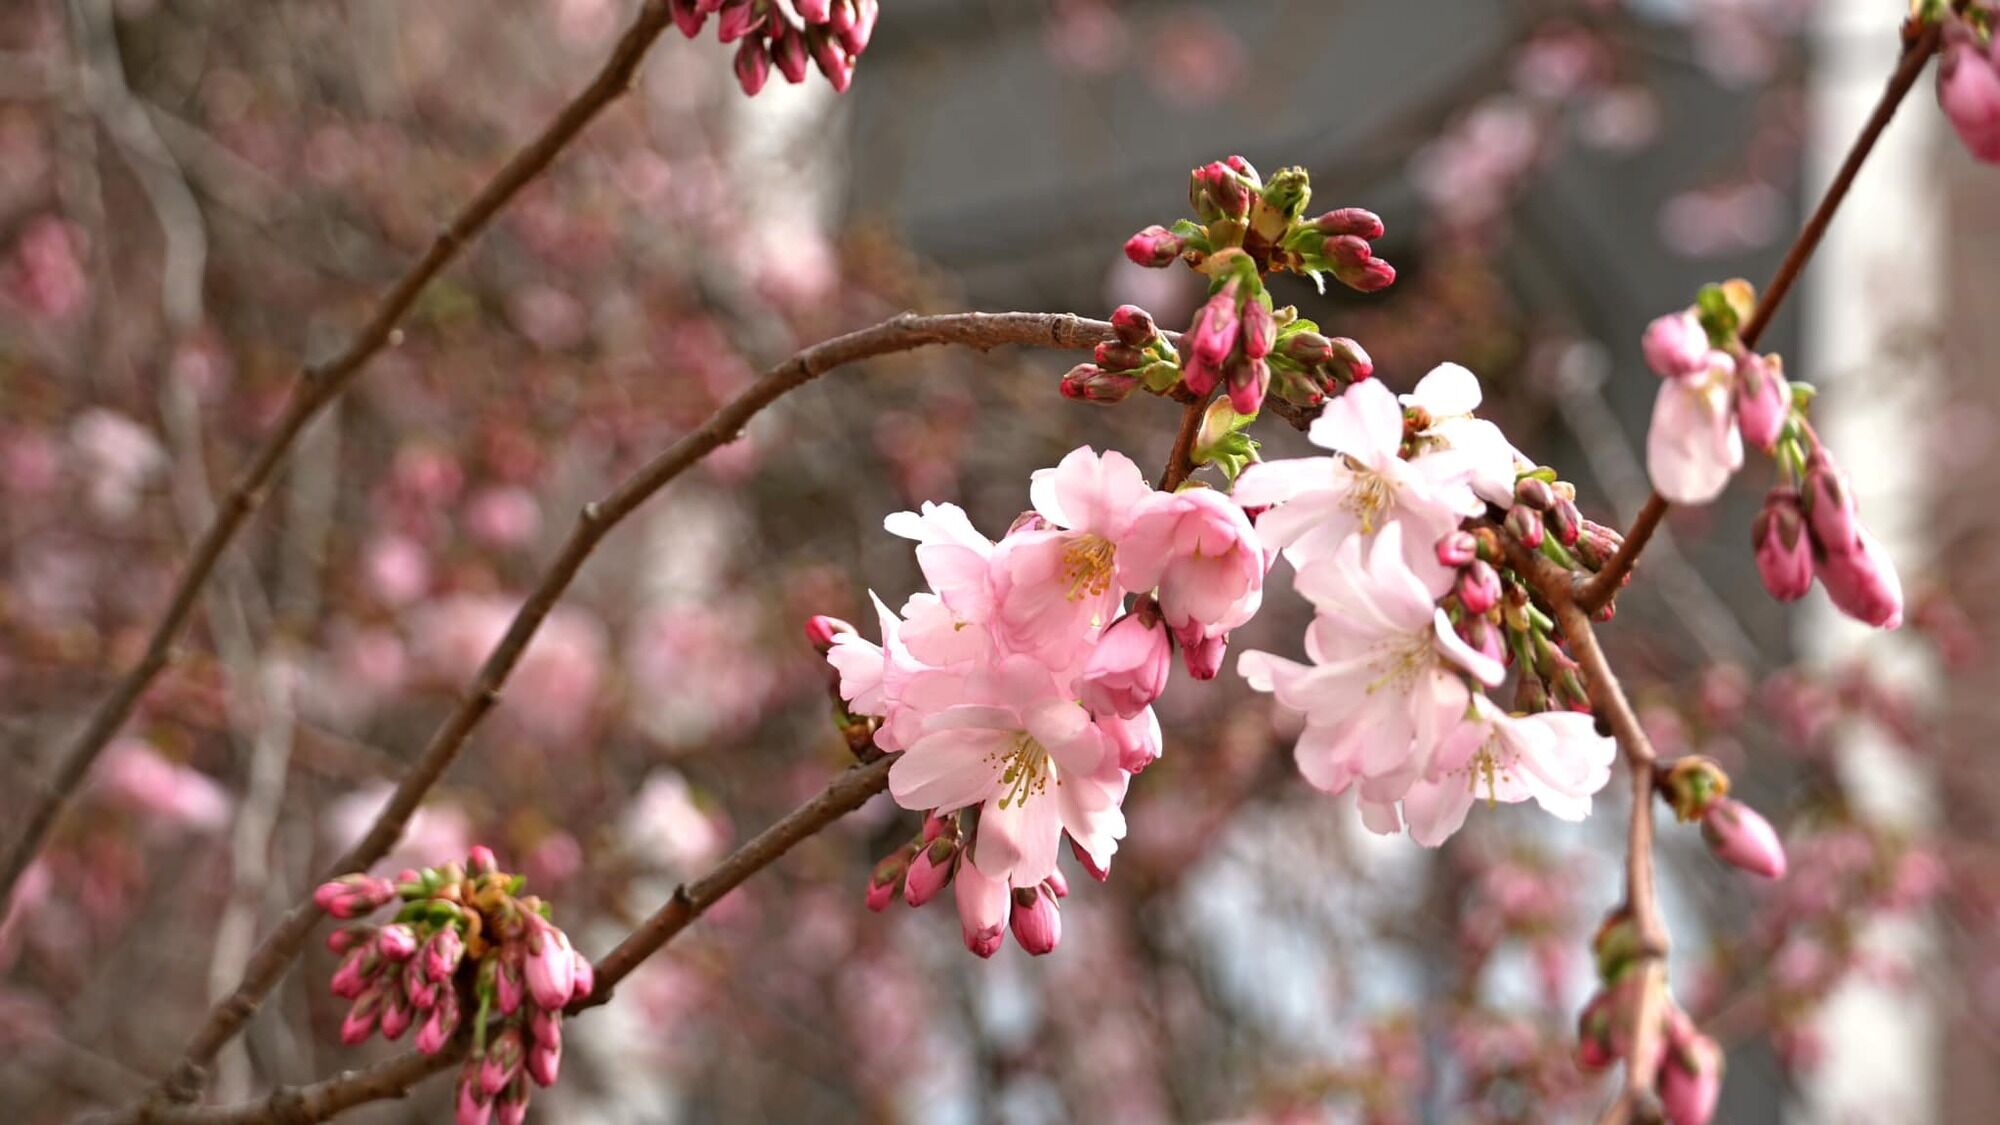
<box><xmin>0</xmin><ymin>0</ymin><xmax>680</xmax><ymax>916</ymax></box>
<box><xmin>140</xmin><ymin>311</ymin><xmax>1118</xmax><ymax>1107</ymax></box>
<box><xmin>1574</xmin><ymin>17</ymin><xmax>1941</xmax><ymax>616</ymax></box>
<box><xmin>1157</xmin><ymin>396</ymin><xmax>1210</xmax><ymax>490</ymax></box>
<box><xmin>105</xmin><ymin>757</ymin><xmax>895</xmax><ymax>1125</ymax></box>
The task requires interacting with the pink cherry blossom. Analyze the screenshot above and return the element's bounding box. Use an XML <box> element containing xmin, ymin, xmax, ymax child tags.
<box><xmin>1646</xmin><ymin>354</ymin><xmax>1743</xmax><ymax>504</ymax></box>
<box><xmin>1818</xmin><ymin>527</ymin><xmax>1904</xmax><ymax>630</ymax></box>
<box><xmin>1400</xmin><ymin>363</ymin><xmax>1525</xmax><ymax>506</ymax></box>
<box><xmin>93</xmin><ymin>739</ymin><xmax>232</xmax><ymax>832</ymax></box>
<box><xmin>1119</xmin><ymin>486</ymin><xmax>1267</xmax><ymax>637</ymax></box>
<box><xmin>1239</xmin><ymin>524</ymin><xmax>1503</xmax><ymax>806</ymax></box>
<box><xmin>1641</xmin><ymin>310</ymin><xmax>1712</xmax><ymax>379</ymax></box>
<box><xmin>888</xmin><ymin>654</ymin><xmax>1125</xmax><ymax>886</ymax></box>
<box><xmin>1076</xmin><ymin>612</ymin><xmax>1171</xmax><ymax>720</ymax></box>
<box><xmin>991</xmin><ymin>447</ymin><xmax>1154</xmax><ymax>658</ymax></box>
<box><xmin>1387</xmin><ymin>697</ymin><xmax>1616</xmax><ymax>845</ymax></box>
<box><xmin>955</xmin><ymin>860</ymin><xmax>1010</xmax><ymax>958</ymax></box>
<box><xmin>1235</xmin><ymin>378</ymin><xmax>1484</xmax><ymax>570</ymax></box>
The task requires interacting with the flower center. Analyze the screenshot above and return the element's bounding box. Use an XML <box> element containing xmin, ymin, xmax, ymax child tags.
<box><xmin>1062</xmin><ymin>533</ymin><xmax>1117</xmax><ymax>601</ymax></box>
<box><xmin>1366</xmin><ymin>633</ymin><xmax>1436</xmax><ymax>695</ymax></box>
<box><xmin>1341</xmin><ymin>457</ymin><xmax>1395</xmax><ymax>535</ymax></box>
<box><xmin>993</xmin><ymin>735</ymin><xmax>1054</xmax><ymax>810</ymax></box>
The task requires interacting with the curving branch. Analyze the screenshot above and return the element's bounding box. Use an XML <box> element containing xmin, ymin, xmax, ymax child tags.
<box><xmin>102</xmin><ymin>756</ymin><xmax>895</xmax><ymax>1125</ymax></box>
<box><xmin>0</xmin><ymin>0</ymin><xmax>680</xmax><ymax>916</ymax></box>
<box><xmin>139</xmin><ymin>311</ymin><xmax>1124</xmax><ymax>1107</ymax></box>
<box><xmin>1573</xmin><ymin>17</ymin><xmax>1943</xmax><ymax>615</ymax></box>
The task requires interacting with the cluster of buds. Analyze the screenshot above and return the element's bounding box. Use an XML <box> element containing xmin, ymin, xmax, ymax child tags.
<box><xmin>315</xmin><ymin>847</ymin><xmax>590</xmax><ymax>1125</ymax></box>
<box><xmin>1660</xmin><ymin>757</ymin><xmax>1788</xmax><ymax>879</ymax></box>
<box><xmin>1751</xmin><ymin>448</ymin><xmax>1903</xmax><ymax>629</ymax></box>
<box><xmin>1577</xmin><ymin>911</ymin><xmax>1724</xmax><ymax>1125</ymax></box>
<box><xmin>1107</xmin><ymin>157</ymin><xmax>1393</xmax><ymax>422</ymax></box>
<box><xmin>1936</xmin><ymin>4</ymin><xmax>2000</xmax><ymax>163</ymax></box>
<box><xmin>862</xmin><ymin>809</ymin><xmax>1073</xmax><ymax>957</ymax></box>
<box><xmin>1059</xmin><ymin>305</ymin><xmax>1182</xmax><ymax>406</ymax></box>
<box><xmin>1124</xmin><ymin>157</ymin><xmax>1395</xmax><ymax>292</ymax></box>
<box><xmin>667</xmin><ymin>0</ymin><xmax>878</xmax><ymax>96</ymax></box>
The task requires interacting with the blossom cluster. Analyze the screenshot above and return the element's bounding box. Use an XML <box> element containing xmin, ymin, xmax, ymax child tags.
<box><xmin>1235</xmin><ymin>367</ymin><xmax>1618</xmax><ymax>845</ymax></box>
<box><xmin>1640</xmin><ymin>285</ymin><xmax>1902</xmax><ymax>628</ymax></box>
<box><xmin>668</xmin><ymin>0</ymin><xmax>879</xmax><ymax>95</ymax></box>
<box><xmin>823</xmin><ymin>446</ymin><xmax>1267</xmax><ymax>955</ymax></box>
<box><xmin>315</xmin><ymin>847</ymin><xmax>590</xmax><ymax>1125</ymax></box>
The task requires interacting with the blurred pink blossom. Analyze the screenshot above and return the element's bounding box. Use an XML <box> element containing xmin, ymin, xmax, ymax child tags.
<box><xmin>364</xmin><ymin>534</ymin><xmax>433</xmax><ymax>607</ymax></box>
<box><xmin>620</xmin><ymin>770</ymin><xmax>728</xmax><ymax>871</ymax></box>
<box><xmin>324</xmin><ymin>783</ymin><xmax>472</xmax><ymax>876</ymax></box>
<box><xmin>69</xmin><ymin>409</ymin><xmax>164</xmax><ymax>521</ymax></box>
<box><xmin>409</xmin><ymin>595</ymin><xmax>607</xmax><ymax>741</ymax></box>
<box><xmin>5</xmin><ymin>215</ymin><xmax>88</xmax><ymax>320</ymax></box>
<box><xmin>93</xmin><ymin>739</ymin><xmax>232</xmax><ymax>832</ymax></box>
<box><xmin>464</xmin><ymin>486</ymin><xmax>543</xmax><ymax>549</ymax></box>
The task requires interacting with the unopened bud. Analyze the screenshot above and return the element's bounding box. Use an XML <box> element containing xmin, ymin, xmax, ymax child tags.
<box><xmin>1658</xmin><ymin>1027</ymin><xmax>1725</xmax><ymax>1125</ymax></box>
<box><xmin>716</xmin><ymin>0</ymin><xmax>763</xmax><ymax>43</ymax></box>
<box><xmin>1505</xmin><ymin>505</ymin><xmax>1545</xmax><ymax>549</ymax></box>
<box><xmin>1060</xmin><ymin>363</ymin><xmax>1139</xmax><ymax>405</ymax></box>
<box><xmin>1226</xmin><ymin>355</ymin><xmax>1269</xmax><ymax>416</ymax></box>
<box><xmin>904</xmin><ymin>836</ymin><xmax>959</xmax><ymax>907</ymax></box>
<box><xmin>1094</xmin><ymin>340</ymin><xmax>1147</xmax><ymax>370</ymax></box>
<box><xmin>807</xmin><ymin>29</ymin><xmax>853</xmax><ymax>93</ymax></box>
<box><xmin>1240</xmin><ymin>298</ymin><xmax>1275</xmax><ymax>361</ymax></box>
<box><xmin>1327</xmin><ymin>337</ymin><xmax>1373</xmax><ymax>381</ymax></box>
<box><xmin>1735</xmin><ymin>352</ymin><xmax>1788</xmax><ymax>451</ymax></box>
<box><xmin>1514</xmin><ymin>477</ymin><xmax>1556</xmax><ymax>511</ymax></box>
<box><xmin>1435</xmin><ymin>530</ymin><xmax>1479</xmax><ymax>569</ymax></box>
<box><xmin>1751</xmin><ymin>489</ymin><xmax>1814</xmax><ymax>603</ymax></box>
<box><xmin>1312</xmin><ymin>207</ymin><xmax>1385</xmax><ymax>240</ymax></box>
<box><xmin>1279</xmin><ymin>329</ymin><xmax>1333</xmax><ymax>366</ymax></box>
<box><xmin>1124</xmin><ymin>225</ymin><xmax>1183</xmax><ymax>268</ymax></box>
<box><xmin>866</xmin><ymin>842</ymin><xmax>915</xmax><ymax>911</ymax></box>
<box><xmin>1661</xmin><ymin>756</ymin><xmax>1730</xmax><ymax>823</ymax></box>
<box><xmin>1818</xmin><ymin>527</ymin><xmax>1903</xmax><ymax>630</ymax></box>
<box><xmin>1456</xmin><ymin>560</ymin><xmax>1502</xmax><ymax>615</ymax></box>
<box><xmin>1701</xmin><ymin>798</ymin><xmax>1787</xmax><ymax>879</ymax></box>
<box><xmin>341</xmin><ymin>981</ymin><xmax>388</xmax><ymax>1045</ymax></box>
<box><xmin>1110</xmin><ymin>304</ymin><xmax>1156</xmax><ymax>345</ymax></box>
<box><xmin>771</xmin><ymin>27</ymin><xmax>810</xmax><ymax>84</ymax></box>
<box><xmin>668</xmin><ymin>0</ymin><xmax>707</xmax><ymax>39</ymax></box>
<box><xmin>1009</xmin><ymin>887</ymin><xmax>1063</xmax><ymax>956</ymax></box>
<box><xmin>1801</xmin><ymin>453</ymin><xmax>1859</xmax><ymax>553</ymax></box>
<box><xmin>1548</xmin><ymin>498</ymin><xmax>1583</xmax><ymax>547</ymax></box>
<box><xmin>314</xmin><ymin>874</ymin><xmax>397</xmax><ymax>920</ymax></box>
<box><xmin>468</xmin><ymin>846</ymin><xmax>499</xmax><ymax>876</ymax></box>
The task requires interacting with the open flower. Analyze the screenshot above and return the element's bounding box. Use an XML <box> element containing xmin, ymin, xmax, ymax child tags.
<box><xmin>1119</xmin><ymin>485</ymin><xmax>1267</xmax><ymax>636</ymax></box>
<box><xmin>1646</xmin><ymin>350</ymin><xmax>1743</xmax><ymax>505</ymax></box>
<box><xmin>1239</xmin><ymin>524</ymin><xmax>1503</xmax><ymax>804</ymax></box>
<box><xmin>888</xmin><ymin>654</ymin><xmax>1125</xmax><ymax>886</ymax></box>
<box><xmin>1385</xmin><ymin>696</ymin><xmax>1616</xmax><ymax>845</ymax></box>
<box><xmin>1400</xmin><ymin>363</ymin><xmax>1524</xmax><ymax>506</ymax></box>
<box><xmin>991</xmin><ymin>447</ymin><xmax>1154</xmax><ymax>660</ymax></box>
<box><xmin>1235</xmin><ymin>378</ymin><xmax>1484</xmax><ymax>570</ymax></box>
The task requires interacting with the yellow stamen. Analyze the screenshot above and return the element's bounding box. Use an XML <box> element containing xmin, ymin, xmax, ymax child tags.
<box><xmin>1062</xmin><ymin>533</ymin><xmax>1117</xmax><ymax>601</ymax></box>
<box><xmin>989</xmin><ymin>734</ymin><xmax>1054</xmax><ymax>810</ymax></box>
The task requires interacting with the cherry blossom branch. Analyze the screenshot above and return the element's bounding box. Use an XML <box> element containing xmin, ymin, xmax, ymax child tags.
<box><xmin>1574</xmin><ymin>16</ymin><xmax>1943</xmax><ymax>615</ymax></box>
<box><xmin>1158</xmin><ymin>397</ymin><xmax>1210</xmax><ymax>490</ymax></box>
<box><xmin>0</xmin><ymin>0</ymin><xmax>680</xmax><ymax>917</ymax></box>
<box><xmin>140</xmin><ymin>311</ymin><xmax>1123</xmax><ymax>1107</ymax></box>
<box><xmin>103</xmin><ymin>757</ymin><xmax>895</xmax><ymax>1125</ymax></box>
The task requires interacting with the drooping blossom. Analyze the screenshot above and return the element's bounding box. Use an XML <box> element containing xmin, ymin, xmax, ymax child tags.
<box><xmin>1235</xmin><ymin>378</ymin><xmax>1486</xmax><ymax>570</ymax></box>
<box><xmin>1388</xmin><ymin>696</ymin><xmax>1616</xmax><ymax>845</ymax></box>
<box><xmin>1646</xmin><ymin>346</ymin><xmax>1743</xmax><ymax>505</ymax></box>
<box><xmin>1239</xmin><ymin>524</ymin><xmax>1504</xmax><ymax>806</ymax></box>
<box><xmin>1119</xmin><ymin>485</ymin><xmax>1269</xmax><ymax>642</ymax></box>
<box><xmin>990</xmin><ymin>447</ymin><xmax>1154</xmax><ymax>658</ymax></box>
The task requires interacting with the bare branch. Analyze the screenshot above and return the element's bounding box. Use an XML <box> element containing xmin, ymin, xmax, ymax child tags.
<box><xmin>0</xmin><ymin>0</ymin><xmax>679</xmax><ymax>917</ymax></box>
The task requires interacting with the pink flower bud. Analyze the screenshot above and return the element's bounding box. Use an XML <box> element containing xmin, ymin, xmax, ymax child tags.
<box><xmin>1280</xmin><ymin>330</ymin><xmax>1334</xmax><ymax>366</ymax></box>
<box><xmin>327</xmin><ymin>924</ymin><xmax>374</xmax><ymax>955</ymax></box>
<box><xmin>1734</xmin><ymin>352</ymin><xmax>1788</xmax><ymax>451</ymax></box>
<box><xmin>1009</xmin><ymin>887</ymin><xmax>1062</xmax><ymax>956</ymax></box>
<box><xmin>1311</xmin><ymin>207</ymin><xmax>1384</xmax><ymax>240</ymax></box>
<box><xmin>904</xmin><ymin>836</ymin><xmax>959</xmax><ymax>907</ymax></box>
<box><xmin>805</xmin><ymin>614</ymin><xmax>854</xmax><ymax>653</ymax></box>
<box><xmin>1505</xmin><ymin>504</ymin><xmax>1545</xmax><ymax>549</ymax></box>
<box><xmin>1802</xmin><ymin>450</ymin><xmax>1856</xmax><ymax>548</ymax></box>
<box><xmin>1574</xmin><ymin>988</ymin><xmax>1619</xmax><ymax>1071</ymax></box>
<box><xmin>715</xmin><ymin>0</ymin><xmax>763</xmax><ymax>43</ymax></box>
<box><xmin>416</xmin><ymin>988</ymin><xmax>460</xmax><ymax>1055</ymax></box>
<box><xmin>376</xmin><ymin>923</ymin><xmax>419</xmax><ymax>962</ymax></box>
<box><xmin>1060</xmin><ymin>363</ymin><xmax>1140</xmax><ymax>405</ymax></box>
<box><xmin>795</xmin><ymin>0</ymin><xmax>832</xmax><ymax>23</ymax></box>
<box><xmin>314</xmin><ymin>874</ymin><xmax>396</xmax><ymax>919</ymax></box>
<box><xmin>456</xmin><ymin>1074</ymin><xmax>493</xmax><ymax>1125</ymax></box>
<box><xmin>956</xmin><ymin>863</ymin><xmax>1010</xmax><ymax>958</ymax></box>
<box><xmin>330</xmin><ymin>945</ymin><xmax>381</xmax><ymax>1000</ymax></box>
<box><xmin>1435</xmin><ymin>531</ymin><xmax>1479</xmax><ymax>569</ymax></box>
<box><xmin>834</xmin><ymin>0</ymin><xmax>877</xmax><ymax>56</ymax></box>
<box><xmin>1044</xmin><ymin>868</ymin><xmax>1069</xmax><ymax>899</ymax></box>
<box><xmin>771</xmin><ymin>27</ymin><xmax>810</xmax><ymax>84</ymax></box>
<box><xmin>1192</xmin><ymin>161</ymin><xmax>1251</xmax><ymax>220</ymax></box>
<box><xmin>1455</xmin><ymin>560</ymin><xmax>1502</xmax><ymax>615</ymax></box>
<box><xmin>1191</xmin><ymin>281</ymin><xmax>1241</xmax><ymax>367</ymax></box>
<box><xmin>1658</xmin><ymin>1029</ymin><xmax>1724</xmax><ymax>1125</ymax></box>
<box><xmin>1110</xmin><ymin>304</ymin><xmax>1156</xmax><ymax>346</ymax></box>
<box><xmin>1938</xmin><ymin>29</ymin><xmax>2000</xmax><ymax>164</ymax></box>
<box><xmin>1326</xmin><ymin>236</ymin><xmax>1396</xmax><ymax>292</ymax></box>
<box><xmin>1328</xmin><ymin>337</ymin><xmax>1373</xmax><ymax>382</ymax></box>
<box><xmin>1819</xmin><ymin>527</ymin><xmax>1903</xmax><ymax>630</ymax></box>
<box><xmin>570</xmin><ymin>954</ymin><xmax>594</xmax><ymax>1000</ymax></box>
<box><xmin>341</xmin><ymin>981</ymin><xmax>388</xmax><ymax>1045</ymax></box>
<box><xmin>1701</xmin><ymin>798</ymin><xmax>1787</xmax><ymax>879</ymax></box>
<box><xmin>1239</xmin><ymin>298</ymin><xmax>1275</xmax><ymax>361</ymax></box>
<box><xmin>1070</xmin><ymin>837</ymin><xmax>1111</xmax><ymax>882</ymax></box>
<box><xmin>1457</xmin><ymin>615</ymin><xmax>1506</xmax><ymax>670</ymax></box>
<box><xmin>468</xmin><ymin>846</ymin><xmax>499</xmax><ymax>876</ymax></box>
<box><xmin>732</xmin><ymin>39</ymin><xmax>771</xmax><ymax>96</ymax></box>
<box><xmin>496</xmin><ymin>1093</ymin><xmax>528</xmax><ymax>1125</ymax></box>
<box><xmin>1227</xmin><ymin>356</ymin><xmax>1269</xmax><ymax>416</ymax></box>
<box><xmin>667</xmin><ymin>0</ymin><xmax>706</xmax><ymax>38</ymax></box>
<box><xmin>1752</xmin><ymin>488</ymin><xmax>1813</xmax><ymax>602</ymax></box>
<box><xmin>481</xmin><ymin>1026</ymin><xmax>525</xmax><ymax>1097</ymax></box>
<box><xmin>527</xmin><ymin>1011</ymin><xmax>562</xmax><ymax>1087</ymax></box>
<box><xmin>423</xmin><ymin>926</ymin><xmax>466</xmax><ymax>982</ymax></box>
<box><xmin>379</xmin><ymin>992</ymin><xmax>415</xmax><ymax>1041</ymax></box>
<box><xmin>1094</xmin><ymin>340</ymin><xmax>1146</xmax><ymax>370</ymax></box>
<box><xmin>866</xmin><ymin>842</ymin><xmax>912</xmax><ymax>911</ymax></box>
<box><xmin>1079</xmin><ymin>614</ymin><xmax>1172</xmax><ymax>719</ymax></box>
<box><xmin>1513</xmin><ymin>477</ymin><xmax>1555</xmax><ymax>511</ymax></box>
<box><xmin>807</xmin><ymin>31</ymin><xmax>854</xmax><ymax>93</ymax></box>
<box><xmin>1642</xmin><ymin>310</ymin><xmax>1711</xmax><ymax>379</ymax></box>
<box><xmin>523</xmin><ymin>920</ymin><xmax>577</xmax><ymax>1011</ymax></box>
<box><xmin>1172</xmin><ymin>620</ymin><xmax>1227</xmax><ymax>681</ymax></box>
<box><xmin>496</xmin><ymin>948</ymin><xmax>526</xmax><ymax>1016</ymax></box>
<box><xmin>1123</xmin><ymin>225</ymin><xmax>1183</xmax><ymax>269</ymax></box>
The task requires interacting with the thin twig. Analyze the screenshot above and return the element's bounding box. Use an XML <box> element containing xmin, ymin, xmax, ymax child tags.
<box><xmin>1574</xmin><ymin>18</ymin><xmax>1942</xmax><ymax>615</ymax></box>
<box><xmin>1157</xmin><ymin>396</ymin><xmax>1210</xmax><ymax>491</ymax></box>
<box><xmin>0</xmin><ymin>0</ymin><xmax>678</xmax><ymax>918</ymax></box>
<box><xmin>103</xmin><ymin>757</ymin><xmax>895</xmax><ymax>1125</ymax></box>
<box><xmin>143</xmin><ymin>311</ymin><xmax>1119</xmax><ymax>1106</ymax></box>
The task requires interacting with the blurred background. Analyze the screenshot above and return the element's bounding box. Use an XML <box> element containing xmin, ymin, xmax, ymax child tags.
<box><xmin>1</xmin><ymin>0</ymin><xmax>1993</xmax><ymax>1121</ymax></box>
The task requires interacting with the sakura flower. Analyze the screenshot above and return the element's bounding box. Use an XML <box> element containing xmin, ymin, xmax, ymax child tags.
<box><xmin>1400</xmin><ymin>363</ymin><xmax>1524</xmax><ymax>507</ymax></box>
<box><xmin>93</xmin><ymin>739</ymin><xmax>232</xmax><ymax>832</ymax></box>
<box><xmin>1646</xmin><ymin>350</ymin><xmax>1743</xmax><ymax>505</ymax></box>
<box><xmin>991</xmin><ymin>447</ymin><xmax>1154</xmax><ymax>658</ymax></box>
<box><xmin>1235</xmin><ymin>378</ymin><xmax>1484</xmax><ymax>570</ymax></box>
<box><xmin>889</xmin><ymin>654</ymin><xmax>1125</xmax><ymax>886</ymax></box>
<box><xmin>1076</xmin><ymin>612</ymin><xmax>1171</xmax><ymax>720</ymax></box>
<box><xmin>1119</xmin><ymin>486</ymin><xmax>1268</xmax><ymax>637</ymax></box>
<box><xmin>1384</xmin><ymin>696</ymin><xmax>1616</xmax><ymax>846</ymax></box>
<box><xmin>884</xmin><ymin>502</ymin><xmax>998</xmax><ymax>666</ymax></box>
<box><xmin>1239</xmin><ymin>524</ymin><xmax>1503</xmax><ymax>804</ymax></box>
